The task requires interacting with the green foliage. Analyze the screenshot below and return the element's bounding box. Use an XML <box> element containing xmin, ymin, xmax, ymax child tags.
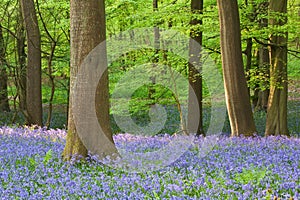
<box><xmin>0</xmin><ymin>0</ymin><xmax>299</xmax><ymax>135</ymax></box>
<box><xmin>28</xmin><ymin>157</ymin><xmax>37</xmax><ymax>171</ymax></box>
<box><xmin>38</xmin><ymin>0</ymin><xmax>70</xmax><ymax>78</ymax></box>
<box><xmin>43</xmin><ymin>149</ymin><xmax>53</xmax><ymax>165</ymax></box>
<box><xmin>15</xmin><ymin>156</ymin><xmax>37</xmax><ymax>172</ymax></box>
<box><xmin>234</xmin><ymin>166</ymin><xmax>268</xmax><ymax>185</ymax></box>
<box><xmin>42</xmin><ymin>80</ymin><xmax>68</xmax><ymax>105</ymax></box>
<box><xmin>246</xmin><ymin>66</ymin><xmax>270</xmax><ymax>91</ymax></box>
<box><xmin>288</xmin><ymin>55</ymin><xmax>300</xmax><ymax>79</ymax></box>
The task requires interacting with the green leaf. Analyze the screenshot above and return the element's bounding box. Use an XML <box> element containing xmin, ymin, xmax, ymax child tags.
<box><xmin>43</xmin><ymin>149</ymin><xmax>53</xmax><ymax>165</ymax></box>
<box><xmin>28</xmin><ymin>157</ymin><xmax>37</xmax><ymax>171</ymax></box>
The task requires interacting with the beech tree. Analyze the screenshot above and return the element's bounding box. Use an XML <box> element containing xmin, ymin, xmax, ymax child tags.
<box><xmin>265</xmin><ymin>0</ymin><xmax>289</xmax><ymax>136</ymax></box>
<box><xmin>16</xmin><ymin>2</ymin><xmax>27</xmax><ymax>112</ymax></box>
<box><xmin>217</xmin><ymin>0</ymin><xmax>257</xmax><ymax>137</ymax></box>
<box><xmin>188</xmin><ymin>0</ymin><xmax>204</xmax><ymax>136</ymax></box>
<box><xmin>254</xmin><ymin>1</ymin><xmax>269</xmax><ymax>111</ymax></box>
<box><xmin>63</xmin><ymin>0</ymin><xmax>117</xmax><ymax>160</ymax></box>
<box><xmin>20</xmin><ymin>0</ymin><xmax>43</xmax><ymax>126</ymax></box>
<box><xmin>149</xmin><ymin>0</ymin><xmax>159</xmax><ymax>103</ymax></box>
<box><xmin>0</xmin><ymin>25</ymin><xmax>10</xmax><ymax>112</ymax></box>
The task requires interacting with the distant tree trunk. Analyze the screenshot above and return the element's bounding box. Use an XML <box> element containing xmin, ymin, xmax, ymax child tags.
<box><xmin>217</xmin><ymin>0</ymin><xmax>257</xmax><ymax>137</ymax></box>
<box><xmin>63</xmin><ymin>0</ymin><xmax>115</xmax><ymax>160</ymax></box>
<box><xmin>265</xmin><ymin>0</ymin><xmax>289</xmax><ymax>136</ymax></box>
<box><xmin>16</xmin><ymin>2</ymin><xmax>27</xmax><ymax>112</ymax></box>
<box><xmin>0</xmin><ymin>24</ymin><xmax>10</xmax><ymax>112</ymax></box>
<box><xmin>188</xmin><ymin>0</ymin><xmax>204</xmax><ymax>136</ymax></box>
<box><xmin>149</xmin><ymin>0</ymin><xmax>159</xmax><ymax>105</ymax></box>
<box><xmin>20</xmin><ymin>0</ymin><xmax>43</xmax><ymax>126</ymax></box>
<box><xmin>44</xmin><ymin>42</ymin><xmax>56</xmax><ymax>128</ymax></box>
<box><xmin>296</xmin><ymin>8</ymin><xmax>300</xmax><ymax>49</ymax></box>
<box><xmin>253</xmin><ymin>1</ymin><xmax>269</xmax><ymax>112</ymax></box>
<box><xmin>244</xmin><ymin>38</ymin><xmax>252</xmax><ymax>98</ymax></box>
<box><xmin>36</xmin><ymin>0</ymin><xmax>57</xmax><ymax>127</ymax></box>
<box><xmin>244</xmin><ymin>0</ymin><xmax>254</xmax><ymax>98</ymax></box>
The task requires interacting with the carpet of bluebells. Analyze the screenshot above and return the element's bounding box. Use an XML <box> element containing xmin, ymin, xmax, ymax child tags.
<box><xmin>0</xmin><ymin>126</ymin><xmax>300</xmax><ymax>199</ymax></box>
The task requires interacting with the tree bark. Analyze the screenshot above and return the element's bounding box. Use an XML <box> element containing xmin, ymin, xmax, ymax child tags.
<box><xmin>0</xmin><ymin>24</ymin><xmax>10</xmax><ymax>112</ymax></box>
<box><xmin>244</xmin><ymin>38</ymin><xmax>252</xmax><ymax>98</ymax></box>
<box><xmin>265</xmin><ymin>0</ymin><xmax>289</xmax><ymax>136</ymax></box>
<box><xmin>254</xmin><ymin>1</ymin><xmax>269</xmax><ymax>112</ymax></box>
<box><xmin>217</xmin><ymin>0</ymin><xmax>257</xmax><ymax>137</ymax></box>
<box><xmin>296</xmin><ymin>8</ymin><xmax>300</xmax><ymax>49</ymax></box>
<box><xmin>20</xmin><ymin>0</ymin><xmax>43</xmax><ymax>126</ymax></box>
<box><xmin>16</xmin><ymin>2</ymin><xmax>27</xmax><ymax>112</ymax></box>
<box><xmin>255</xmin><ymin>41</ymin><xmax>269</xmax><ymax>112</ymax></box>
<box><xmin>36</xmin><ymin>0</ymin><xmax>57</xmax><ymax>127</ymax></box>
<box><xmin>188</xmin><ymin>0</ymin><xmax>204</xmax><ymax>136</ymax></box>
<box><xmin>148</xmin><ymin>0</ymin><xmax>159</xmax><ymax>105</ymax></box>
<box><xmin>63</xmin><ymin>0</ymin><xmax>115</xmax><ymax>160</ymax></box>
<box><xmin>243</xmin><ymin>0</ymin><xmax>255</xmax><ymax>99</ymax></box>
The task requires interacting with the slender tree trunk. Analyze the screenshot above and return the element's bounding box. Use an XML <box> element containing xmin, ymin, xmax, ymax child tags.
<box><xmin>63</xmin><ymin>0</ymin><xmax>116</xmax><ymax>160</ymax></box>
<box><xmin>0</xmin><ymin>24</ymin><xmax>10</xmax><ymax>112</ymax></box>
<box><xmin>296</xmin><ymin>8</ymin><xmax>300</xmax><ymax>49</ymax></box>
<box><xmin>148</xmin><ymin>0</ymin><xmax>159</xmax><ymax>105</ymax></box>
<box><xmin>36</xmin><ymin>0</ymin><xmax>57</xmax><ymax>127</ymax></box>
<box><xmin>254</xmin><ymin>1</ymin><xmax>269</xmax><ymax>112</ymax></box>
<box><xmin>217</xmin><ymin>0</ymin><xmax>257</xmax><ymax>137</ymax></box>
<box><xmin>244</xmin><ymin>38</ymin><xmax>252</xmax><ymax>97</ymax></box>
<box><xmin>265</xmin><ymin>0</ymin><xmax>289</xmax><ymax>136</ymax></box>
<box><xmin>16</xmin><ymin>2</ymin><xmax>27</xmax><ymax>112</ymax></box>
<box><xmin>244</xmin><ymin>0</ymin><xmax>256</xmax><ymax>102</ymax></box>
<box><xmin>255</xmin><ymin>42</ymin><xmax>269</xmax><ymax>111</ymax></box>
<box><xmin>45</xmin><ymin>42</ymin><xmax>56</xmax><ymax>127</ymax></box>
<box><xmin>188</xmin><ymin>0</ymin><xmax>204</xmax><ymax>136</ymax></box>
<box><xmin>20</xmin><ymin>0</ymin><xmax>43</xmax><ymax>126</ymax></box>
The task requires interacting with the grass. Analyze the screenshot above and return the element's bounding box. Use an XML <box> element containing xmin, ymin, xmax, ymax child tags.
<box><xmin>288</xmin><ymin>54</ymin><xmax>300</xmax><ymax>79</ymax></box>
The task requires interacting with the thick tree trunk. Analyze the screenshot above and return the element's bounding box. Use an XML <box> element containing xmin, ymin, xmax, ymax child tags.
<box><xmin>63</xmin><ymin>0</ymin><xmax>116</xmax><ymax>160</ymax></box>
<box><xmin>188</xmin><ymin>0</ymin><xmax>204</xmax><ymax>136</ymax></box>
<box><xmin>0</xmin><ymin>25</ymin><xmax>10</xmax><ymax>112</ymax></box>
<box><xmin>217</xmin><ymin>0</ymin><xmax>257</xmax><ymax>137</ymax></box>
<box><xmin>265</xmin><ymin>0</ymin><xmax>289</xmax><ymax>136</ymax></box>
<box><xmin>20</xmin><ymin>0</ymin><xmax>43</xmax><ymax>126</ymax></box>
